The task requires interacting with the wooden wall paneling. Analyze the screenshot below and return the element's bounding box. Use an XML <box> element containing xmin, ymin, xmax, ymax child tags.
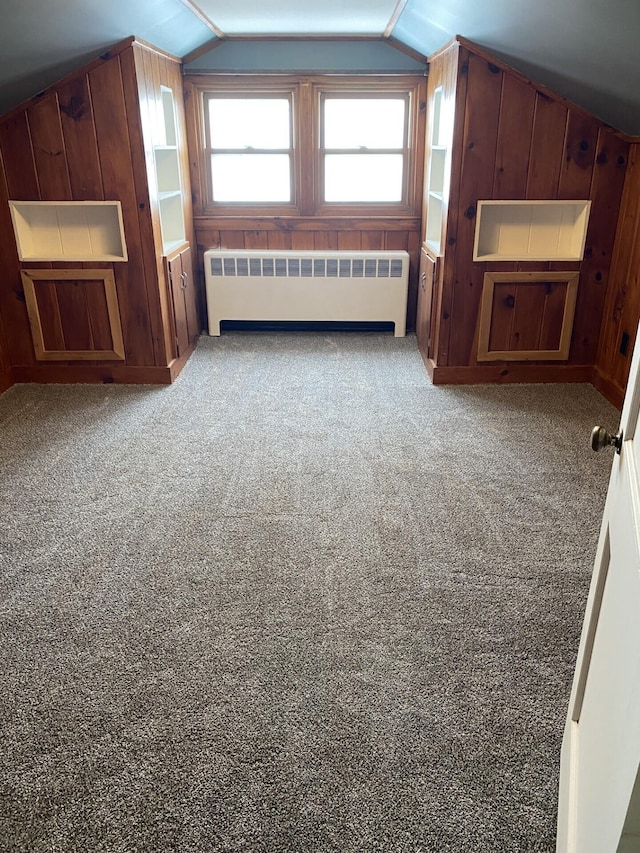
<box><xmin>314</xmin><ymin>231</ymin><xmax>339</xmax><ymax>250</ymax></box>
<box><xmin>58</xmin><ymin>76</ymin><xmax>112</xmax><ymax>368</ymax></box>
<box><xmin>558</xmin><ymin>112</ymin><xmax>599</xmax><ymax>199</ymax></box>
<box><xmin>478</xmin><ymin>272</ymin><xmax>578</xmax><ymax>361</ymax></box>
<box><xmin>525</xmin><ymin>94</ymin><xmax>568</xmax><ymax>200</ymax></box>
<box><xmin>492</xmin><ymin>75</ymin><xmax>536</xmax><ymax>199</ymax></box>
<box><xmin>596</xmin><ymin>142</ymin><xmax>640</xmax><ymax>397</ymax></box>
<box><xmin>89</xmin><ymin>55</ymin><xmax>155</xmax><ymax>366</ymax></box>
<box><xmin>448</xmin><ymin>53</ymin><xmax>503</xmax><ymax>365</ymax></box>
<box><xmin>26</xmin><ymin>94</ymin><xmax>72</xmax><ymax>201</ymax></box>
<box><xmin>487</xmin><ymin>284</ymin><xmax>516</xmax><ymax>352</ymax></box>
<box><xmin>567</xmin><ymin>129</ymin><xmax>629</xmax><ymax>366</ymax></box>
<box><xmin>267</xmin><ymin>231</ymin><xmax>292</xmax><ymax>250</ymax></box>
<box><xmin>123</xmin><ymin>45</ymin><xmax>170</xmax><ymax>366</ymax></box>
<box><xmin>290</xmin><ymin>232</ymin><xmax>316</xmax><ymax>250</ymax></box>
<box><xmin>219</xmin><ymin>230</ymin><xmax>246</xmax><ymax>250</ymax></box>
<box><xmin>0</xmin><ymin>140</ymin><xmax>36</xmax><ymax>366</ymax></box>
<box><xmin>0</xmin><ymin>112</ymin><xmax>40</xmax><ymax>199</ymax></box>
<box><xmin>337</xmin><ymin>231</ymin><xmax>362</xmax><ymax>250</ymax></box>
<box><xmin>539</xmin><ymin>281</ymin><xmax>570</xmax><ymax>350</ymax></box>
<box><xmin>361</xmin><ymin>231</ymin><xmax>384</xmax><ymax>251</ymax></box>
<box><xmin>509</xmin><ymin>283</ymin><xmax>547</xmax><ymax>351</ymax></box>
<box><xmin>244</xmin><ymin>230</ymin><xmax>270</xmax><ymax>249</ymax></box>
<box><xmin>21</xmin><ymin>268</ymin><xmax>125</xmax><ymax>360</ymax></box>
<box><xmin>58</xmin><ymin>75</ymin><xmax>104</xmax><ymax>200</ymax></box>
<box><xmin>182</xmin><ymin>79</ymin><xmax>205</xmax><ymax>218</ymax></box>
<box><xmin>0</xmin><ymin>310</ymin><xmax>11</xmax><ymax>391</ymax></box>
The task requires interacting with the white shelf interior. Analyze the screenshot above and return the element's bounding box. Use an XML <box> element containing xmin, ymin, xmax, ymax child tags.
<box><xmin>9</xmin><ymin>200</ymin><xmax>128</xmax><ymax>261</ymax></box>
<box><xmin>425</xmin><ymin>86</ymin><xmax>446</xmax><ymax>255</ymax></box>
<box><xmin>154</xmin><ymin>86</ymin><xmax>185</xmax><ymax>252</ymax></box>
<box><xmin>473</xmin><ymin>200</ymin><xmax>592</xmax><ymax>261</ymax></box>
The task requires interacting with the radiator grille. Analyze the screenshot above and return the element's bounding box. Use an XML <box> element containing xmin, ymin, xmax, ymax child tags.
<box><xmin>209</xmin><ymin>255</ymin><xmax>404</xmax><ymax>279</ymax></box>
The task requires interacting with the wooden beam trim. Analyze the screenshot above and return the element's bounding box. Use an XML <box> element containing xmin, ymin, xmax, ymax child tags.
<box><xmin>182</xmin><ymin>37</ymin><xmax>228</xmax><ymax>66</ymax></box>
<box><xmin>175</xmin><ymin>0</ymin><xmax>226</xmax><ymax>38</ymax></box>
<box><xmin>193</xmin><ymin>216</ymin><xmax>421</xmax><ymax>231</ymax></box>
<box><xmin>384</xmin><ymin>0</ymin><xmax>411</xmax><ymax>38</ymax></box>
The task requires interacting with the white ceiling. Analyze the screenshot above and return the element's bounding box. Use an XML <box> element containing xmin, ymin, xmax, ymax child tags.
<box><xmin>193</xmin><ymin>0</ymin><xmax>402</xmax><ymax>36</ymax></box>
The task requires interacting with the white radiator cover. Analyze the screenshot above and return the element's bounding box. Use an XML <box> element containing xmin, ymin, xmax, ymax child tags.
<box><xmin>204</xmin><ymin>249</ymin><xmax>409</xmax><ymax>337</ymax></box>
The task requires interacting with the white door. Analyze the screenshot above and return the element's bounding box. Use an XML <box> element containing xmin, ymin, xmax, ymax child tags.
<box><xmin>557</xmin><ymin>329</ymin><xmax>640</xmax><ymax>852</ymax></box>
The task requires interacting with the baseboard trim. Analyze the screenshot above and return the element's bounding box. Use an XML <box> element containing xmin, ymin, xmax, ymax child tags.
<box><xmin>428</xmin><ymin>362</ymin><xmax>593</xmax><ymax>386</ymax></box>
<box><xmin>591</xmin><ymin>366</ymin><xmax>625</xmax><ymax>410</ymax></box>
<box><xmin>11</xmin><ymin>364</ymin><xmax>174</xmax><ymax>386</ymax></box>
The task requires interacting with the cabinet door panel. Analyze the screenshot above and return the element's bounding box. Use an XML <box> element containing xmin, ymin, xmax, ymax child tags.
<box><xmin>180</xmin><ymin>245</ymin><xmax>200</xmax><ymax>345</ymax></box>
<box><xmin>417</xmin><ymin>247</ymin><xmax>436</xmax><ymax>359</ymax></box>
<box><xmin>167</xmin><ymin>253</ymin><xmax>189</xmax><ymax>357</ymax></box>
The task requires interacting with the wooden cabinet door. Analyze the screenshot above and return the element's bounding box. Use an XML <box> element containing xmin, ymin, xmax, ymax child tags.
<box><xmin>180</xmin><ymin>245</ymin><xmax>200</xmax><ymax>348</ymax></box>
<box><xmin>167</xmin><ymin>252</ymin><xmax>189</xmax><ymax>357</ymax></box>
<box><xmin>166</xmin><ymin>245</ymin><xmax>200</xmax><ymax>359</ymax></box>
<box><xmin>416</xmin><ymin>247</ymin><xmax>437</xmax><ymax>359</ymax></box>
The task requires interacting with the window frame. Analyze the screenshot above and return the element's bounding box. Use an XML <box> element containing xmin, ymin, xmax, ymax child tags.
<box><xmin>316</xmin><ymin>88</ymin><xmax>413</xmax><ymax>213</ymax></box>
<box><xmin>191</xmin><ymin>75</ymin><xmax>425</xmax><ymax>219</ymax></box>
<box><xmin>200</xmin><ymin>84</ymin><xmax>301</xmax><ymax>215</ymax></box>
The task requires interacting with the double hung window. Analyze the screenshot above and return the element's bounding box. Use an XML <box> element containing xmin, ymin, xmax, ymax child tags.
<box><xmin>197</xmin><ymin>76</ymin><xmax>424</xmax><ymax>216</ymax></box>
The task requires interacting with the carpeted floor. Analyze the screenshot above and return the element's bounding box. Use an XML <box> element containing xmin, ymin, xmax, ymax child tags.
<box><xmin>0</xmin><ymin>332</ymin><xmax>619</xmax><ymax>852</ymax></box>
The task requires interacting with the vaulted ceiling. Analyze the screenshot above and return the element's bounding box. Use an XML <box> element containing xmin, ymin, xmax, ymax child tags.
<box><xmin>1</xmin><ymin>0</ymin><xmax>639</xmax><ymax>134</ymax></box>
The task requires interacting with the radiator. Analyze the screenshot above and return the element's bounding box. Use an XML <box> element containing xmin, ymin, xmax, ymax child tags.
<box><xmin>203</xmin><ymin>249</ymin><xmax>409</xmax><ymax>337</ymax></box>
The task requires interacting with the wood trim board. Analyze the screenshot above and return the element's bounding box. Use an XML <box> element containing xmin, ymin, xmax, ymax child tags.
<box><xmin>477</xmin><ymin>271</ymin><xmax>580</xmax><ymax>362</ymax></box>
<box><xmin>21</xmin><ymin>268</ymin><xmax>125</xmax><ymax>361</ymax></box>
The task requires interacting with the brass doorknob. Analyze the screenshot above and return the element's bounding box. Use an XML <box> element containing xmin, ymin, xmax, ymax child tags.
<box><xmin>591</xmin><ymin>425</ymin><xmax>623</xmax><ymax>454</ymax></box>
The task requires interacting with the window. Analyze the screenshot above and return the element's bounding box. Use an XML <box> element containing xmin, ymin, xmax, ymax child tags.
<box><xmin>194</xmin><ymin>76</ymin><xmax>425</xmax><ymax>217</ymax></box>
<box><xmin>321</xmin><ymin>96</ymin><xmax>408</xmax><ymax>203</ymax></box>
<box><xmin>204</xmin><ymin>95</ymin><xmax>294</xmax><ymax>204</ymax></box>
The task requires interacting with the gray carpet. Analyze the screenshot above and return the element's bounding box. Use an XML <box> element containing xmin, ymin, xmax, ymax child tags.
<box><xmin>0</xmin><ymin>332</ymin><xmax>619</xmax><ymax>852</ymax></box>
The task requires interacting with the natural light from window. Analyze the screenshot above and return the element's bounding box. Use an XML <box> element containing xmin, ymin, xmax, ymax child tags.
<box><xmin>323</xmin><ymin>98</ymin><xmax>406</xmax><ymax>203</ymax></box>
<box><xmin>208</xmin><ymin>98</ymin><xmax>291</xmax><ymax>203</ymax></box>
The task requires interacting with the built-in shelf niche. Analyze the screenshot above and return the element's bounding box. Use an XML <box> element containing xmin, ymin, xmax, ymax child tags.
<box><xmin>425</xmin><ymin>87</ymin><xmax>448</xmax><ymax>255</ymax></box>
<box><xmin>473</xmin><ymin>200</ymin><xmax>591</xmax><ymax>261</ymax></box>
<box><xmin>9</xmin><ymin>201</ymin><xmax>128</xmax><ymax>262</ymax></box>
<box><xmin>154</xmin><ymin>86</ymin><xmax>185</xmax><ymax>252</ymax></box>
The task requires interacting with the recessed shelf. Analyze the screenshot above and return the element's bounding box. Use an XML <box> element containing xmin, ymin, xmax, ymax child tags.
<box><xmin>9</xmin><ymin>200</ymin><xmax>128</xmax><ymax>262</ymax></box>
<box><xmin>154</xmin><ymin>86</ymin><xmax>185</xmax><ymax>253</ymax></box>
<box><xmin>473</xmin><ymin>200</ymin><xmax>591</xmax><ymax>261</ymax></box>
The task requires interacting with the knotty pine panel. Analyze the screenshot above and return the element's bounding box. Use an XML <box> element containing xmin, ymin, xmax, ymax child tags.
<box><xmin>430</xmin><ymin>39</ymin><xmax>630</xmax><ymax>378</ymax></box>
<box><xmin>0</xmin><ymin>112</ymin><xmax>39</xmax><ymax>199</ymax></box>
<box><xmin>525</xmin><ymin>95</ymin><xmax>568</xmax><ymax>200</ymax></box>
<box><xmin>0</xmin><ymin>145</ymin><xmax>34</xmax><ymax>365</ymax></box>
<box><xmin>27</xmin><ymin>94</ymin><xmax>72</xmax><ymax>201</ymax></box>
<box><xmin>487</xmin><ymin>281</ymin><xmax>568</xmax><ymax>355</ymax></box>
<box><xmin>89</xmin><ymin>56</ymin><xmax>155</xmax><ymax>367</ymax></box>
<box><xmin>492</xmin><ymin>75</ymin><xmax>536</xmax><ymax>200</ymax></box>
<box><xmin>447</xmin><ymin>52</ymin><xmax>503</xmax><ymax>365</ymax></box>
<box><xmin>596</xmin><ymin>142</ymin><xmax>640</xmax><ymax>405</ymax></box>
<box><xmin>566</xmin><ymin>129</ymin><xmax>629</xmax><ymax>365</ymax></box>
<box><xmin>58</xmin><ymin>76</ymin><xmax>104</xmax><ymax>201</ymax></box>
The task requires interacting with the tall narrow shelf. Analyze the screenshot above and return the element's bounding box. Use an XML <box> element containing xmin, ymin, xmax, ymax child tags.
<box><xmin>153</xmin><ymin>86</ymin><xmax>185</xmax><ymax>253</ymax></box>
<box><xmin>425</xmin><ymin>87</ymin><xmax>448</xmax><ymax>254</ymax></box>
